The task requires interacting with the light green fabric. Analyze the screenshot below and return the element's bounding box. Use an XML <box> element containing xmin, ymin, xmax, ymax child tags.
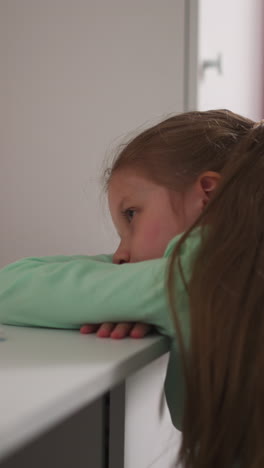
<box><xmin>0</xmin><ymin>228</ymin><xmax>202</xmax><ymax>429</ymax></box>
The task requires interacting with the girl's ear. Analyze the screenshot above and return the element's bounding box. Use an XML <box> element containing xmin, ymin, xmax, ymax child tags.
<box><xmin>199</xmin><ymin>171</ymin><xmax>221</xmax><ymax>202</ymax></box>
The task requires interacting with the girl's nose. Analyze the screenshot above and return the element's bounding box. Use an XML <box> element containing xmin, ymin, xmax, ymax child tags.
<box><xmin>113</xmin><ymin>244</ymin><xmax>130</xmax><ymax>264</ymax></box>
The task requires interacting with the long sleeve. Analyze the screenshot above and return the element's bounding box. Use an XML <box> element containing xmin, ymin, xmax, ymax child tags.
<box><xmin>0</xmin><ymin>230</ymin><xmax>201</xmax><ymax>336</ymax></box>
<box><xmin>0</xmin><ymin>252</ymin><xmax>175</xmax><ymax>336</ymax></box>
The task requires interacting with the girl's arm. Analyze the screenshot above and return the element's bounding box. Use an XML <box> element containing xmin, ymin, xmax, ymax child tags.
<box><xmin>0</xmin><ymin>228</ymin><xmax>200</xmax><ymax>337</ymax></box>
<box><xmin>0</xmin><ymin>253</ymin><xmax>175</xmax><ymax>337</ymax></box>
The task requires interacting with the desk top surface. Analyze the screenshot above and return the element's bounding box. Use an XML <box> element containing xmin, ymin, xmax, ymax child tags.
<box><xmin>0</xmin><ymin>325</ymin><xmax>169</xmax><ymax>461</ymax></box>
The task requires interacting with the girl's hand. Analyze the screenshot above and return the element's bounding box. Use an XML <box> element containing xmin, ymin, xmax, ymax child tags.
<box><xmin>80</xmin><ymin>322</ymin><xmax>153</xmax><ymax>339</ymax></box>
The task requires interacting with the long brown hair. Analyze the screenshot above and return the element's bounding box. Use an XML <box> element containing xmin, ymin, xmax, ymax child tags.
<box><xmin>105</xmin><ymin>110</ymin><xmax>264</xmax><ymax>467</ymax></box>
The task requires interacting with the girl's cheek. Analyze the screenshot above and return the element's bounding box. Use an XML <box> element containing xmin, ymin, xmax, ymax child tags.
<box><xmin>146</xmin><ymin>222</ymin><xmax>165</xmax><ymax>243</ymax></box>
<box><xmin>140</xmin><ymin>224</ymin><xmax>167</xmax><ymax>258</ymax></box>
<box><xmin>146</xmin><ymin>220</ymin><xmax>180</xmax><ymax>254</ymax></box>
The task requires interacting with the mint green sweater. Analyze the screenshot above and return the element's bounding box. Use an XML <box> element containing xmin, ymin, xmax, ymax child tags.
<box><xmin>0</xmin><ymin>228</ymin><xmax>201</xmax><ymax>430</ymax></box>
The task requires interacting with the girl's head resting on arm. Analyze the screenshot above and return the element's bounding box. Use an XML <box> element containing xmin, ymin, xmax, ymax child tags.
<box><xmin>105</xmin><ymin>109</ymin><xmax>252</xmax><ymax>264</ymax></box>
<box><xmin>108</xmin><ymin>167</ymin><xmax>219</xmax><ymax>264</ymax></box>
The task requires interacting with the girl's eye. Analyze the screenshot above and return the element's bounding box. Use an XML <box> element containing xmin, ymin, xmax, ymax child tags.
<box><xmin>122</xmin><ymin>208</ymin><xmax>136</xmax><ymax>223</ymax></box>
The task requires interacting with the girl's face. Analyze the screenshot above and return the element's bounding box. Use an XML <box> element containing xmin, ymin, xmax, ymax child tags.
<box><xmin>108</xmin><ymin>169</ymin><xmax>209</xmax><ymax>264</ymax></box>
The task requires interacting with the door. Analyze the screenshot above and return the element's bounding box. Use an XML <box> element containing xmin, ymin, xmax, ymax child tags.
<box><xmin>197</xmin><ymin>0</ymin><xmax>264</xmax><ymax>120</ymax></box>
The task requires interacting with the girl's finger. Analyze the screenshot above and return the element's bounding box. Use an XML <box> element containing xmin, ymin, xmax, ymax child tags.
<box><xmin>110</xmin><ymin>322</ymin><xmax>134</xmax><ymax>339</ymax></box>
<box><xmin>80</xmin><ymin>324</ymin><xmax>100</xmax><ymax>334</ymax></box>
<box><xmin>97</xmin><ymin>322</ymin><xmax>116</xmax><ymax>338</ymax></box>
<box><xmin>80</xmin><ymin>322</ymin><xmax>153</xmax><ymax>339</ymax></box>
<box><xmin>130</xmin><ymin>323</ymin><xmax>153</xmax><ymax>338</ymax></box>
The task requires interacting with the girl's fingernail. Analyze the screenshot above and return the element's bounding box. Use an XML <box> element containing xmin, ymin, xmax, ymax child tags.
<box><xmin>98</xmin><ymin>329</ymin><xmax>110</xmax><ymax>338</ymax></box>
<box><xmin>111</xmin><ymin>331</ymin><xmax>125</xmax><ymax>339</ymax></box>
<box><xmin>80</xmin><ymin>325</ymin><xmax>91</xmax><ymax>334</ymax></box>
<box><xmin>130</xmin><ymin>332</ymin><xmax>142</xmax><ymax>339</ymax></box>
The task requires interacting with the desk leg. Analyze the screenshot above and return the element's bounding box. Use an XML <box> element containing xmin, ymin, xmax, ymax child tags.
<box><xmin>107</xmin><ymin>384</ymin><xmax>125</xmax><ymax>468</ymax></box>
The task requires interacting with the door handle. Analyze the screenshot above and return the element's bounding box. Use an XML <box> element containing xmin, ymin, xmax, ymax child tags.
<box><xmin>202</xmin><ymin>53</ymin><xmax>222</xmax><ymax>75</ymax></box>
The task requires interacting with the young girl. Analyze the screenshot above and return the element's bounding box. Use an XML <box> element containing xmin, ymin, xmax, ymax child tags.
<box><xmin>0</xmin><ymin>109</ymin><xmax>263</xmax><ymax>468</ymax></box>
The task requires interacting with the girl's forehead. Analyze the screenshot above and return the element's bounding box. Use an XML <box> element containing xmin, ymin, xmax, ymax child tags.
<box><xmin>108</xmin><ymin>169</ymin><xmax>157</xmax><ymax>195</ymax></box>
<box><xmin>108</xmin><ymin>170</ymin><xmax>162</xmax><ymax>212</ymax></box>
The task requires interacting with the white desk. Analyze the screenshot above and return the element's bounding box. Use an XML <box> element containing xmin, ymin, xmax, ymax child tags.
<box><xmin>0</xmin><ymin>325</ymin><xmax>181</xmax><ymax>468</ymax></box>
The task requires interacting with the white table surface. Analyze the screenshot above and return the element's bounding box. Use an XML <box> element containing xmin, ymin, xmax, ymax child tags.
<box><xmin>0</xmin><ymin>325</ymin><xmax>169</xmax><ymax>461</ymax></box>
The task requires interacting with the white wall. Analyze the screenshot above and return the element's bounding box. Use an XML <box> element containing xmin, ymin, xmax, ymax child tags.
<box><xmin>0</xmin><ymin>0</ymin><xmax>186</xmax><ymax>267</ymax></box>
<box><xmin>198</xmin><ymin>0</ymin><xmax>264</xmax><ymax>120</ymax></box>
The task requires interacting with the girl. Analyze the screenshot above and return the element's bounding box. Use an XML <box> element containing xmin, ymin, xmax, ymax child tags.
<box><xmin>0</xmin><ymin>109</ymin><xmax>263</xmax><ymax>468</ymax></box>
